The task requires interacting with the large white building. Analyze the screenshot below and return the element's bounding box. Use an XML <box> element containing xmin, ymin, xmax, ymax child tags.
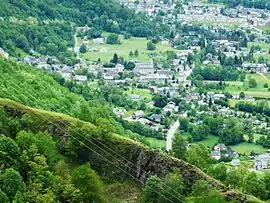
<box><xmin>134</xmin><ymin>62</ymin><xmax>154</xmax><ymax>75</ymax></box>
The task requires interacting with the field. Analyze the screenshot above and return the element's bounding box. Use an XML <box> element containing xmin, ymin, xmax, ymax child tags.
<box><xmin>126</xmin><ymin>88</ymin><xmax>153</xmax><ymax>103</ymax></box>
<box><xmin>205</xmin><ymin>73</ymin><xmax>270</xmax><ymax>98</ymax></box>
<box><xmin>248</xmin><ymin>42</ymin><xmax>270</xmax><ymax>62</ymax></box>
<box><xmin>230</xmin><ymin>142</ymin><xmax>266</xmax><ymax>155</ymax></box>
<box><xmin>244</xmin><ymin>133</ymin><xmax>266</xmax><ymax>143</ymax></box>
<box><xmin>197</xmin><ymin>135</ymin><xmax>219</xmax><ymax>147</ymax></box>
<box><xmin>146</xmin><ymin>137</ymin><xmax>165</xmax><ymax>150</ymax></box>
<box><xmin>80</xmin><ymin>32</ymin><xmax>175</xmax><ymax>62</ymax></box>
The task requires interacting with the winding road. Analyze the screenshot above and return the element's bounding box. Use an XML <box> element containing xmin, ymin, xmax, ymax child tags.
<box><xmin>166</xmin><ymin>119</ymin><xmax>180</xmax><ymax>152</ymax></box>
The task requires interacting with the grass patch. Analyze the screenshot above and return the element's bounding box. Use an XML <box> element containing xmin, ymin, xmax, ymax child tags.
<box><xmin>145</xmin><ymin>137</ymin><xmax>165</xmax><ymax>150</ymax></box>
<box><xmin>230</xmin><ymin>142</ymin><xmax>266</xmax><ymax>155</ymax></box>
<box><xmin>205</xmin><ymin>73</ymin><xmax>270</xmax><ymax>98</ymax></box>
<box><xmin>197</xmin><ymin>135</ymin><xmax>219</xmax><ymax>148</ymax></box>
<box><xmin>126</xmin><ymin>88</ymin><xmax>153</xmax><ymax>102</ymax></box>
<box><xmin>104</xmin><ymin>181</ymin><xmax>142</xmax><ymax>203</ymax></box>
<box><xmin>248</xmin><ymin>42</ymin><xmax>270</xmax><ymax>63</ymax></box>
<box><xmin>81</xmin><ymin>33</ymin><xmax>175</xmax><ymax>62</ymax></box>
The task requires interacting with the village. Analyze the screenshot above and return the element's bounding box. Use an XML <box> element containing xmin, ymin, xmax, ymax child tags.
<box><xmin>1</xmin><ymin>0</ymin><xmax>270</xmax><ymax>173</ymax></box>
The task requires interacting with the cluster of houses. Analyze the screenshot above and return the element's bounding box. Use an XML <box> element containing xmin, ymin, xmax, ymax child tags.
<box><xmin>211</xmin><ymin>144</ymin><xmax>240</xmax><ymax>166</ymax></box>
<box><xmin>253</xmin><ymin>151</ymin><xmax>270</xmax><ymax>171</ymax></box>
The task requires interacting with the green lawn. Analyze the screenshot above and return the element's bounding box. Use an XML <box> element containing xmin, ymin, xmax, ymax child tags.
<box><xmin>81</xmin><ymin>33</ymin><xmax>175</xmax><ymax>62</ymax></box>
<box><xmin>205</xmin><ymin>73</ymin><xmax>270</xmax><ymax>98</ymax></box>
<box><xmin>197</xmin><ymin>135</ymin><xmax>219</xmax><ymax>148</ymax></box>
<box><xmin>146</xmin><ymin>137</ymin><xmax>165</xmax><ymax>150</ymax></box>
<box><xmin>230</xmin><ymin>142</ymin><xmax>266</xmax><ymax>155</ymax></box>
<box><xmin>126</xmin><ymin>88</ymin><xmax>153</xmax><ymax>102</ymax></box>
<box><xmin>244</xmin><ymin>133</ymin><xmax>266</xmax><ymax>142</ymax></box>
<box><xmin>248</xmin><ymin>42</ymin><xmax>270</xmax><ymax>63</ymax></box>
<box><xmin>248</xmin><ymin>42</ymin><xmax>270</xmax><ymax>50</ymax></box>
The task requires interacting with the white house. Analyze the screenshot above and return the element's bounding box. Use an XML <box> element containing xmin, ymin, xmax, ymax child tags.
<box><xmin>134</xmin><ymin>62</ymin><xmax>155</xmax><ymax>75</ymax></box>
<box><xmin>254</xmin><ymin>153</ymin><xmax>270</xmax><ymax>171</ymax></box>
<box><xmin>74</xmin><ymin>75</ymin><xmax>88</xmax><ymax>83</ymax></box>
<box><xmin>93</xmin><ymin>38</ymin><xmax>104</xmax><ymax>44</ymax></box>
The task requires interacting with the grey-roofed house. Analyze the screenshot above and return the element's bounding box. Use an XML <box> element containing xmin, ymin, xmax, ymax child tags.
<box><xmin>132</xmin><ymin>111</ymin><xmax>144</xmax><ymax>120</ymax></box>
<box><xmin>134</xmin><ymin>62</ymin><xmax>155</xmax><ymax>75</ymax></box>
<box><xmin>74</xmin><ymin>75</ymin><xmax>88</xmax><ymax>83</ymax></box>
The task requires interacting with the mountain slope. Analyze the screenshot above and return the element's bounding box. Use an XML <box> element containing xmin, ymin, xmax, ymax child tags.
<box><xmin>0</xmin><ymin>98</ymin><xmax>261</xmax><ymax>203</ymax></box>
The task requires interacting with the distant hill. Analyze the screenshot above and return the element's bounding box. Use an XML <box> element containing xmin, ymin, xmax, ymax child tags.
<box><xmin>0</xmin><ymin>0</ymin><xmax>169</xmax><ymax>62</ymax></box>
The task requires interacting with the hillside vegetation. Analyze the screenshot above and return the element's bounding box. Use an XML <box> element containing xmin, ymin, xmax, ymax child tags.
<box><xmin>0</xmin><ymin>0</ymin><xmax>170</xmax><ymax>62</ymax></box>
<box><xmin>0</xmin><ymin>98</ymin><xmax>260</xmax><ymax>203</ymax></box>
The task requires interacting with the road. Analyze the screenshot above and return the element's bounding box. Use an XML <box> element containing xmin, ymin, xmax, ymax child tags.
<box><xmin>74</xmin><ymin>27</ymin><xmax>80</xmax><ymax>59</ymax></box>
<box><xmin>257</xmin><ymin>72</ymin><xmax>269</xmax><ymax>81</ymax></box>
<box><xmin>166</xmin><ymin>119</ymin><xmax>180</xmax><ymax>152</ymax></box>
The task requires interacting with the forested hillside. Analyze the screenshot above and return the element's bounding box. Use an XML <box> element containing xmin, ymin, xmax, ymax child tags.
<box><xmin>0</xmin><ymin>0</ymin><xmax>170</xmax><ymax>62</ymax></box>
<box><xmin>0</xmin><ymin>98</ymin><xmax>260</xmax><ymax>203</ymax></box>
<box><xmin>0</xmin><ymin>57</ymin><xmax>261</xmax><ymax>203</ymax></box>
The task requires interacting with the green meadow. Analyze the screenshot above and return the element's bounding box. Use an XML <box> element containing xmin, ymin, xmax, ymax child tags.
<box><xmin>80</xmin><ymin>32</ymin><xmax>175</xmax><ymax>62</ymax></box>
<box><xmin>205</xmin><ymin>73</ymin><xmax>270</xmax><ymax>98</ymax></box>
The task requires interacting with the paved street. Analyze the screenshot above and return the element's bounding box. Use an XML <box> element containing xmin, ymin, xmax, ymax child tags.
<box><xmin>166</xmin><ymin>119</ymin><xmax>180</xmax><ymax>152</ymax></box>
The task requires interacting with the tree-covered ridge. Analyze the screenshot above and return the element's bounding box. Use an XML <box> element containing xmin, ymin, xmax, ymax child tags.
<box><xmin>0</xmin><ymin>58</ymin><xmax>164</xmax><ymax>142</ymax></box>
<box><xmin>0</xmin><ymin>98</ymin><xmax>260</xmax><ymax>203</ymax></box>
<box><xmin>208</xmin><ymin>0</ymin><xmax>270</xmax><ymax>10</ymax></box>
<box><xmin>0</xmin><ymin>0</ymin><xmax>169</xmax><ymax>61</ymax></box>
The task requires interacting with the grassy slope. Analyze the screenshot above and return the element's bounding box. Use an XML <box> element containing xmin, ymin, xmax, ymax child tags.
<box><xmin>81</xmin><ymin>32</ymin><xmax>175</xmax><ymax>62</ymax></box>
<box><xmin>248</xmin><ymin>42</ymin><xmax>270</xmax><ymax>62</ymax></box>
<box><xmin>0</xmin><ymin>98</ymin><xmax>260</xmax><ymax>203</ymax></box>
<box><xmin>204</xmin><ymin>73</ymin><xmax>270</xmax><ymax>98</ymax></box>
<box><xmin>230</xmin><ymin>143</ymin><xmax>266</xmax><ymax>155</ymax></box>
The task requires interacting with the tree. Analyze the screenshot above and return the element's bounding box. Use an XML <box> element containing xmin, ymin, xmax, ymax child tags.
<box><xmin>248</xmin><ymin>78</ymin><xmax>257</xmax><ymax>88</ymax></box>
<box><xmin>147</xmin><ymin>41</ymin><xmax>156</xmax><ymax>51</ymax></box>
<box><xmin>106</xmin><ymin>34</ymin><xmax>120</xmax><ymax>44</ymax></box>
<box><xmin>219</xmin><ymin>119</ymin><xmax>244</xmax><ymax>145</ymax></box>
<box><xmin>129</xmin><ymin>50</ymin><xmax>134</xmax><ymax>57</ymax></box>
<box><xmin>111</xmin><ymin>53</ymin><xmax>119</xmax><ymax>64</ymax></box>
<box><xmin>244</xmin><ymin>172</ymin><xmax>267</xmax><ymax>200</ymax></box>
<box><xmin>191</xmin><ymin>124</ymin><xmax>210</xmax><ymax>141</ymax></box>
<box><xmin>134</xmin><ymin>49</ymin><xmax>139</xmax><ymax>57</ymax></box>
<box><xmin>72</xmin><ymin>164</ymin><xmax>105</xmax><ymax>203</ymax></box>
<box><xmin>124</xmin><ymin>61</ymin><xmax>136</xmax><ymax>70</ymax></box>
<box><xmin>225</xmin><ymin>169</ymin><xmax>243</xmax><ymax>189</ymax></box>
<box><xmin>153</xmin><ymin>95</ymin><xmax>168</xmax><ymax>108</ymax></box>
<box><xmin>187</xmin><ymin>53</ymin><xmax>194</xmax><ymax>66</ymax></box>
<box><xmin>242</xmin><ymin>120</ymin><xmax>253</xmax><ymax>143</ymax></box>
<box><xmin>179</xmin><ymin>118</ymin><xmax>189</xmax><ymax>132</ymax></box>
<box><xmin>186</xmin><ymin>144</ymin><xmax>213</xmax><ymax>171</ymax></box>
<box><xmin>79</xmin><ymin>44</ymin><xmax>87</xmax><ymax>53</ymax></box>
<box><xmin>0</xmin><ymin>168</ymin><xmax>26</xmax><ymax>201</ymax></box>
<box><xmin>172</xmin><ymin>133</ymin><xmax>187</xmax><ymax>160</ymax></box>
<box><xmin>239</xmin><ymin>92</ymin><xmax>245</xmax><ymax>99</ymax></box>
<box><xmin>264</xmin><ymin>83</ymin><xmax>268</xmax><ymax>88</ymax></box>
<box><xmin>190</xmin><ymin>180</ymin><xmax>225</xmax><ymax>203</ymax></box>
<box><xmin>157</xmin><ymin>169</ymin><xmax>185</xmax><ymax>203</ymax></box>
<box><xmin>258</xmin><ymin>56</ymin><xmax>265</xmax><ymax>64</ymax></box>
<box><xmin>0</xmin><ymin>135</ymin><xmax>20</xmax><ymax>169</ymax></box>
<box><xmin>207</xmin><ymin>163</ymin><xmax>227</xmax><ymax>181</ymax></box>
<box><xmin>0</xmin><ymin>190</ymin><xmax>8</xmax><ymax>203</ymax></box>
<box><xmin>143</xmin><ymin>176</ymin><xmax>162</xmax><ymax>202</ymax></box>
